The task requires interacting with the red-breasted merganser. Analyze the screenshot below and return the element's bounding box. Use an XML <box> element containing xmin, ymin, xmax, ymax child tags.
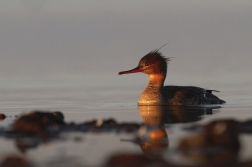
<box><xmin>118</xmin><ymin>50</ymin><xmax>225</xmax><ymax>105</ymax></box>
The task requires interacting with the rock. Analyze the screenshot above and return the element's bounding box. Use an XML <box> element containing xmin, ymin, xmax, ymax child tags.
<box><xmin>180</xmin><ymin>119</ymin><xmax>240</xmax><ymax>150</ymax></box>
<box><xmin>104</xmin><ymin>153</ymin><xmax>169</xmax><ymax>167</ymax></box>
<box><xmin>13</xmin><ymin>111</ymin><xmax>65</xmax><ymax>138</ymax></box>
<box><xmin>0</xmin><ymin>155</ymin><xmax>33</xmax><ymax>167</ymax></box>
<box><xmin>179</xmin><ymin>119</ymin><xmax>241</xmax><ymax>165</ymax></box>
<box><xmin>0</xmin><ymin>113</ymin><xmax>6</xmax><ymax>120</ymax></box>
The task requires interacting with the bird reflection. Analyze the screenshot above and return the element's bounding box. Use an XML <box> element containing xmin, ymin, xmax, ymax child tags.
<box><xmin>121</xmin><ymin>125</ymin><xmax>168</xmax><ymax>159</ymax></box>
<box><xmin>139</xmin><ymin>105</ymin><xmax>220</xmax><ymax>125</ymax></box>
<box><xmin>121</xmin><ymin>105</ymin><xmax>220</xmax><ymax>159</ymax></box>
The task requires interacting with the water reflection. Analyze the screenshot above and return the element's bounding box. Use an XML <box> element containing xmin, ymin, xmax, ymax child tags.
<box><xmin>121</xmin><ymin>126</ymin><xmax>168</xmax><ymax>159</ymax></box>
<box><xmin>2</xmin><ymin>108</ymin><xmax>252</xmax><ymax>166</ymax></box>
<box><xmin>0</xmin><ymin>111</ymin><xmax>142</xmax><ymax>154</ymax></box>
<box><xmin>121</xmin><ymin>105</ymin><xmax>221</xmax><ymax>159</ymax></box>
<box><xmin>139</xmin><ymin>105</ymin><xmax>220</xmax><ymax>125</ymax></box>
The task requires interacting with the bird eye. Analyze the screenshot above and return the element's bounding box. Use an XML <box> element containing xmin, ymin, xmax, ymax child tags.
<box><xmin>145</xmin><ymin>63</ymin><xmax>150</xmax><ymax>66</ymax></box>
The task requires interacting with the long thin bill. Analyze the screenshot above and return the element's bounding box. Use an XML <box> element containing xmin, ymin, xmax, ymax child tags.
<box><xmin>118</xmin><ymin>66</ymin><xmax>142</xmax><ymax>75</ymax></box>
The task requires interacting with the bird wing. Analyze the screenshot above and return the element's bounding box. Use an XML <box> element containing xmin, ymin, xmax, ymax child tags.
<box><xmin>163</xmin><ymin>85</ymin><xmax>224</xmax><ymax>105</ymax></box>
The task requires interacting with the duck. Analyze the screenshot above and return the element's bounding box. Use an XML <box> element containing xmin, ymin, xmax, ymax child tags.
<box><xmin>118</xmin><ymin>50</ymin><xmax>225</xmax><ymax>105</ymax></box>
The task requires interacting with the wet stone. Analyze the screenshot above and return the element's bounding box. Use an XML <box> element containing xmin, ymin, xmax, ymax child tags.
<box><xmin>241</xmin><ymin>120</ymin><xmax>252</xmax><ymax>133</ymax></box>
<box><xmin>0</xmin><ymin>113</ymin><xmax>6</xmax><ymax>120</ymax></box>
<box><xmin>179</xmin><ymin>119</ymin><xmax>241</xmax><ymax>165</ymax></box>
<box><xmin>13</xmin><ymin>111</ymin><xmax>66</xmax><ymax>138</ymax></box>
<box><xmin>180</xmin><ymin>119</ymin><xmax>241</xmax><ymax>150</ymax></box>
<box><xmin>0</xmin><ymin>110</ymin><xmax>145</xmax><ymax>153</ymax></box>
<box><xmin>0</xmin><ymin>155</ymin><xmax>33</xmax><ymax>167</ymax></box>
<box><xmin>117</xmin><ymin>123</ymin><xmax>142</xmax><ymax>133</ymax></box>
<box><xmin>104</xmin><ymin>153</ymin><xmax>169</xmax><ymax>167</ymax></box>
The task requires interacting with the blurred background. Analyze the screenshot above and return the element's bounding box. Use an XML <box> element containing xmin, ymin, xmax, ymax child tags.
<box><xmin>0</xmin><ymin>1</ymin><xmax>252</xmax><ymax>102</ymax></box>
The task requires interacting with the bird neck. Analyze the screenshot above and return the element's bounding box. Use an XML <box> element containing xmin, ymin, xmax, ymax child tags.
<box><xmin>138</xmin><ymin>73</ymin><xmax>166</xmax><ymax>105</ymax></box>
<box><xmin>147</xmin><ymin>73</ymin><xmax>166</xmax><ymax>89</ymax></box>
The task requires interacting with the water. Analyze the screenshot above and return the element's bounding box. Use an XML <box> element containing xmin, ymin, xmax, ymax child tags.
<box><xmin>0</xmin><ymin>80</ymin><xmax>252</xmax><ymax>167</ymax></box>
<box><xmin>1</xmin><ymin>1</ymin><xmax>252</xmax><ymax>166</ymax></box>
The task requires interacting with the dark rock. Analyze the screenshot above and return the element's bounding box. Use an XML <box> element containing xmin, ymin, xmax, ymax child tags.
<box><xmin>241</xmin><ymin>120</ymin><xmax>252</xmax><ymax>133</ymax></box>
<box><xmin>179</xmin><ymin>119</ymin><xmax>241</xmax><ymax>165</ymax></box>
<box><xmin>104</xmin><ymin>153</ymin><xmax>170</xmax><ymax>167</ymax></box>
<box><xmin>180</xmin><ymin>119</ymin><xmax>240</xmax><ymax>150</ymax></box>
<box><xmin>0</xmin><ymin>113</ymin><xmax>6</xmax><ymax>120</ymax></box>
<box><xmin>13</xmin><ymin>111</ymin><xmax>66</xmax><ymax>138</ymax></box>
<box><xmin>0</xmin><ymin>155</ymin><xmax>33</xmax><ymax>167</ymax></box>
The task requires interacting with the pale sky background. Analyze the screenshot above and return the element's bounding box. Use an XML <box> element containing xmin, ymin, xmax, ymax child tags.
<box><xmin>0</xmin><ymin>1</ymin><xmax>252</xmax><ymax>97</ymax></box>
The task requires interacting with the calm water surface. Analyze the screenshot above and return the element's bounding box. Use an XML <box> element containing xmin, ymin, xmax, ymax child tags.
<box><xmin>0</xmin><ymin>85</ymin><xmax>252</xmax><ymax>167</ymax></box>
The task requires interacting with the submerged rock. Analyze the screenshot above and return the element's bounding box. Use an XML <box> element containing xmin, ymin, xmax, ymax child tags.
<box><xmin>180</xmin><ymin>119</ymin><xmax>240</xmax><ymax>150</ymax></box>
<box><xmin>104</xmin><ymin>153</ymin><xmax>169</xmax><ymax>167</ymax></box>
<box><xmin>179</xmin><ymin>119</ymin><xmax>241</xmax><ymax>165</ymax></box>
<box><xmin>13</xmin><ymin>111</ymin><xmax>65</xmax><ymax>138</ymax></box>
<box><xmin>0</xmin><ymin>155</ymin><xmax>33</xmax><ymax>167</ymax></box>
<box><xmin>0</xmin><ymin>113</ymin><xmax>6</xmax><ymax>120</ymax></box>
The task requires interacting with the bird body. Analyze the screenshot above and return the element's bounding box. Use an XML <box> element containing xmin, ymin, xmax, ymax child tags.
<box><xmin>119</xmin><ymin>50</ymin><xmax>225</xmax><ymax>105</ymax></box>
